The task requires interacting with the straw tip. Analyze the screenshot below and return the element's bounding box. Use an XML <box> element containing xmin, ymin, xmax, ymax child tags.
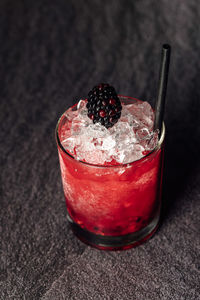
<box><xmin>162</xmin><ymin>44</ymin><xmax>171</xmax><ymax>51</ymax></box>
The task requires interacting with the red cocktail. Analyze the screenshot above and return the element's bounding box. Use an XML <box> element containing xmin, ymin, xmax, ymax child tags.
<box><xmin>56</xmin><ymin>95</ymin><xmax>165</xmax><ymax>250</ymax></box>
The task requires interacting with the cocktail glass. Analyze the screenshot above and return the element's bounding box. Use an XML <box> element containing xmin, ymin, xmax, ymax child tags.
<box><xmin>56</xmin><ymin>96</ymin><xmax>165</xmax><ymax>250</ymax></box>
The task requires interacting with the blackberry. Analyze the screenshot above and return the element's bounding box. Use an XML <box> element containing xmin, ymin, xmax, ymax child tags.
<box><xmin>87</xmin><ymin>83</ymin><xmax>122</xmax><ymax>128</ymax></box>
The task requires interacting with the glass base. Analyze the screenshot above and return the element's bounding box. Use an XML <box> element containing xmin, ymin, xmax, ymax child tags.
<box><xmin>67</xmin><ymin>214</ymin><xmax>160</xmax><ymax>251</ymax></box>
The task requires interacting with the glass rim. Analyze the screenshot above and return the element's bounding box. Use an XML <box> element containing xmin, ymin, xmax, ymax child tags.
<box><xmin>55</xmin><ymin>96</ymin><xmax>165</xmax><ymax>169</ymax></box>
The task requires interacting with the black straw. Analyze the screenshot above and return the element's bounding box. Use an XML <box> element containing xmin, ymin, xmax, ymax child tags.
<box><xmin>154</xmin><ymin>44</ymin><xmax>171</xmax><ymax>134</ymax></box>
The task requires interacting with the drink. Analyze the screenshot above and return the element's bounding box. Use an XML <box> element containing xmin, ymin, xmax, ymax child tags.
<box><xmin>56</xmin><ymin>85</ymin><xmax>165</xmax><ymax>250</ymax></box>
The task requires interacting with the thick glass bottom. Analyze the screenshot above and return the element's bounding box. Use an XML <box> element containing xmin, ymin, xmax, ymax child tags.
<box><xmin>67</xmin><ymin>213</ymin><xmax>160</xmax><ymax>251</ymax></box>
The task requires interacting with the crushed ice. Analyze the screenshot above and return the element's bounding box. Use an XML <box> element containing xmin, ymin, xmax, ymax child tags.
<box><xmin>60</xmin><ymin>99</ymin><xmax>159</xmax><ymax>165</ymax></box>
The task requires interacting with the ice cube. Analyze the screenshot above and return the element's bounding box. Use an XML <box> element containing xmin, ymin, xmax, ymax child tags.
<box><xmin>77</xmin><ymin>99</ymin><xmax>86</xmax><ymax>110</ymax></box>
<box><xmin>64</xmin><ymin>107</ymin><xmax>78</xmax><ymax>121</ymax></box>
<box><xmin>112</xmin><ymin>122</ymin><xmax>136</xmax><ymax>149</ymax></box>
<box><xmin>76</xmin><ymin>147</ymin><xmax>107</xmax><ymax>165</ymax></box>
<box><xmin>113</xmin><ymin>150</ymin><xmax>126</xmax><ymax>164</ymax></box>
<box><xmin>77</xmin><ymin>100</ymin><xmax>90</xmax><ymax>120</ymax></box>
<box><xmin>71</xmin><ymin>118</ymin><xmax>84</xmax><ymax>135</ymax></box>
<box><xmin>83</xmin><ymin>123</ymin><xmax>109</xmax><ymax>138</ymax></box>
<box><xmin>137</xmin><ymin>101</ymin><xmax>154</xmax><ymax>118</ymax></box>
<box><xmin>145</xmin><ymin>129</ymin><xmax>159</xmax><ymax>151</ymax></box>
<box><xmin>136</xmin><ymin>127</ymin><xmax>151</xmax><ymax>141</ymax></box>
<box><xmin>126</xmin><ymin>102</ymin><xmax>154</xmax><ymax>130</ymax></box>
<box><xmin>103</xmin><ymin>135</ymin><xmax>116</xmax><ymax>150</ymax></box>
<box><xmin>62</xmin><ymin>136</ymin><xmax>79</xmax><ymax>154</ymax></box>
<box><xmin>114</xmin><ymin>143</ymin><xmax>144</xmax><ymax>164</ymax></box>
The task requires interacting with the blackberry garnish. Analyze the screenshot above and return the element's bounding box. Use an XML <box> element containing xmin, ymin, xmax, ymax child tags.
<box><xmin>87</xmin><ymin>83</ymin><xmax>122</xmax><ymax>128</ymax></box>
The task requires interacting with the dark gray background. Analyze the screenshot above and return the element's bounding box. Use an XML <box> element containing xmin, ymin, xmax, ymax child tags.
<box><xmin>0</xmin><ymin>0</ymin><xmax>200</xmax><ymax>299</ymax></box>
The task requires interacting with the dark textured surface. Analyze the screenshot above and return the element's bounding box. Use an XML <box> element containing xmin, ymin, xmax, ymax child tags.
<box><xmin>0</xmin><ymin>1</ymin><xmax>200</xmax><ymax>299</ymax></box>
